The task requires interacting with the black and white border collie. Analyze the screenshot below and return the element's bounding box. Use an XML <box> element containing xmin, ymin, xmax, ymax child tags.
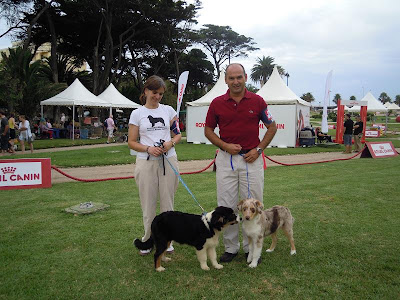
<box><xmin>134</xmin><ymin>206</ymin><xmax>238</xmax><ymax>272</ymax></box>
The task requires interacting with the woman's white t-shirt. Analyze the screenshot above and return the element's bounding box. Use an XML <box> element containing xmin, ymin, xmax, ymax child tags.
<box><xmin>129</xmin><ymin>104</ymin><xmax>177</xmax><ymax>160</ymax></box>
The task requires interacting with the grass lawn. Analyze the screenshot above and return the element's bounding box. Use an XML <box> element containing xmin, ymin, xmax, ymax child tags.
<box><xmin>1</xmin><ymin>156</ymin><xmax>399</xmax><ymax>299</ymax></box>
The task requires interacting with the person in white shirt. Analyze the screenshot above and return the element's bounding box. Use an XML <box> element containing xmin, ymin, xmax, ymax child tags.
<box><xmin>106</xmin><ymin>115</ymin><xmax>117</xmax><ymax>144</ymax></box>
<box><xmin>18</xmin><ymin>115</ymin><xmax>34</xmax><ymax>154</ymax></box>
<box><xmin>128</xmin><ymin>75</ymin><xmax>182</xmax><ymax>256</ymax></box>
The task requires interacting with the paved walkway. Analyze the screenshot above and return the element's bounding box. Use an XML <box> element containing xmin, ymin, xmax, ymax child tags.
<box><xmin>50</xmin><ymin>146</ymin><xmax>368</xmax><ymax>184</ymax></box>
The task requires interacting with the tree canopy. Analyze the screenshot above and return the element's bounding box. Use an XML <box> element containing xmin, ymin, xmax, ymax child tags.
<box><xmin>194</xmin><ymin>24</ymin><xmax>258</xmax><ymax>78</ymax></box>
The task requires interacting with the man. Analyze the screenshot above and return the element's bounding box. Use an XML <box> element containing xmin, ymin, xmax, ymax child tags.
<box><xmin>204</xmin><ymin>63</ymin><xmax>277</xmax><ymax>263</ymax></box>
<box><xmin>353</xmin><ymin>116</ymin><xmax>363</xmax><ymax>152</ymax></box>
<box><xmin>106</xmin><ymin>114</ymin><xmax>117</xmax><ymax>144</ymax></box>
<box><xmin>0</xmin><ymin>111</ymin><xmax>10</xmax><ymax>155</ymax></box>
<box><xmin>343</xmin><ymin>113</ymin><xmax>354</xmax><ymax>154</ymax></box>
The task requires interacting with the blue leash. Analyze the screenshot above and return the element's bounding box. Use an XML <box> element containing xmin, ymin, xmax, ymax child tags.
<box><xmin>230</xmin><ymin>154</ymin><xmax>252</xmax><ymax>199</ymax></box>
<box><xmin>164</xmin><ymin>155</ymin><xmax>206</xmax><ymax>213</ymax></box>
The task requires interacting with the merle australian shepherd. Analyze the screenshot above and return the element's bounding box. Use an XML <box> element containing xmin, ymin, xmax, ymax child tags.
<box><xmin>134</xmin><ymin>206</ymin><xmax>238</xmax><ymax>272</ymax></box>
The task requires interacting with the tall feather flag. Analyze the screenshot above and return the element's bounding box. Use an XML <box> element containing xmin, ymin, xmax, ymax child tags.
<box><xmin>321</xmin><ymin>70</ymin><xmax>333</xmax><ymax>133</ymax></box>
<box><xmin>176</xmin><ymin>71</ymin><xmax>189</xmax><ymax>117</ymax></box>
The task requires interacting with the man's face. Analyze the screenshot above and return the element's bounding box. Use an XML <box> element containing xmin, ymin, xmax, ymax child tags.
<box><xmin>225</xmin><ymin>64</ymin><xmax>247</xmax><ymax>96</ymax></box>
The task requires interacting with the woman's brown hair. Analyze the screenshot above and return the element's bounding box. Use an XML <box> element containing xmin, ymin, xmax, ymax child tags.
<box><xmin>139</xmin><ymin>75</ymin><xmax>166</xmax><ymax>104</ymax></box>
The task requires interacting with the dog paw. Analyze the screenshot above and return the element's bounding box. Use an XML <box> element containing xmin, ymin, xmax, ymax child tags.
<box><xmin>162</xmin><ymin>256</ymin><xmax>172</xmax><ymax>262</ymax></box>
<box><xmin>156</xmin><ymin>267</ymin><xmax>165</xmax><ymax>272</ymax></box>
<box><xmin>266</xmin><ymin>248</ymin><xmax>274</xmax><ymax>253</ymax></box>
<box><xmin>249</xmin><ymin>262</ymin><xmax>258</xmax><ymax>268</ymax></box>
<box><xmin>290</xmin><ymin>250</ymin><xmax>297</xmax><ymax>255</ymax></box>
<box><xmin>247</xmin><ymin>257</ymin><xmax>252</xmax><ymax>264</ymax></box>
<box><xmin>201</xmin><ymin>265</ymin><xmax>210</xmax><ymax>271</ymax></box>
<box><xmin>214</xmin><ymin>264</ymin><xmax>223</xmax><ymax>269</ymax></box>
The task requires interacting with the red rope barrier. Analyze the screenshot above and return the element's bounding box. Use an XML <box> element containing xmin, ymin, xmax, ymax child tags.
<box><xmin>264</xmin><ymin>147</ymin><xmax>365</xmax><ymax>166</ymax></box>
<box><xmin>51</xmin><ymin>147</ymin><xmax>366</xmax><ymax>182</ymax></box>
<box><xmin>51</xmin><ymin>159</ymin><xmax>217</xmax><ymax>182</ymax></box>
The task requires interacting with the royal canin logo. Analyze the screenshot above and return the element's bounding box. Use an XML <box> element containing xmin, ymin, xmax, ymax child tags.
<box><xmin>1</xmin><ymin>167</ymin><xmax>16</xmax><ymax>174</ymax></box>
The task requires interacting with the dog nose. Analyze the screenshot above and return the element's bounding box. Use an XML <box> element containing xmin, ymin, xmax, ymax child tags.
<box><xmin>245</xmin><ymin>216</ymin><xmax>250</xmax><ymax>220</ymax></box>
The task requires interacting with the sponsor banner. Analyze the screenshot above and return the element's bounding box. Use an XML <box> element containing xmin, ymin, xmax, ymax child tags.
<box><xmin>361</xmin><ymin>142</ymin><xmax>398</xmax><ymax>158</ymax></box>
<box><xmin>341</xmin><ymin>100</ymin><xmax>368</xmax><ymax>107</ymax></box>
<box><xmin>365</xmin><ymin>130</ymin><xmax>380</xmax><ymax>138</ymax></box>
<box><xmin>0</xmin><ymin>158</ymin><xmax>52</xmax><ymax>190</ymax></box>
<box><xmin>328</xmin><ymin>125</ymin><xmax>335</xmax><ymax>129</ymax></box>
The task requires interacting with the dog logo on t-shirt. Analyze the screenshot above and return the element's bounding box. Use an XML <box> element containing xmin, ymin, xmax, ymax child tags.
<box><xmin>147</xmin><ymin>115</ymin><xmax>165</xmax><ymax>127</ymax></box>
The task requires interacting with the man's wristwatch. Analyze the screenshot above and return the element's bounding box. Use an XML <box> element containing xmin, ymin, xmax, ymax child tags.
<box><xmin>171</xmin><ymin>141</ymin><xmax>176</xmax><ymax>147</ymax></box>
<box><xmin>256</xmin><ymin>147</ymin><xmax>263</xmax><ymax>155</ymax></box>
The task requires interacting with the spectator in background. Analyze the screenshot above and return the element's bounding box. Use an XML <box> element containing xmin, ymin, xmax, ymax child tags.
<box><xmin>60</xmin><ymin>113</ymin><xmax>66</xmax><ymax>128</ymax></box>
<box><xmin>0</xmin><ymin>111</ymin><xmax>10</xmax><ymax>155</ymax></box>
<box><xmin>106</xmin><ymin>114</ymin><xmax>117</xmax><ymax>144</ymax></box>
<box><xmin>353</xmin><ymin>116</ymin><xmax>364</xmax><ymax>152</ymax></box>
<box><xmin>343</xmin><ymin>113</ymin><xmax>354</xmax><ymax>154</ymax></box>
<box><xmin>8</xmin><ymin>113</ymin><xmax>16</xmax><ymax>154</ymax></box>
<box><xmin>315</xmin><ymin>127</ymin><xmax>332</xmax><ymax>143</ymax></box>
<box><xmin>18</xmin><ymin>115</ymin><xmax>34</xmax><ymax>154</ymax></box>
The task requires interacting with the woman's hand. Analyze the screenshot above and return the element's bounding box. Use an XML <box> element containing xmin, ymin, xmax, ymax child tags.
<box><xmin>161</xmin><ymin>141</ymin><xmax>174</xmax><ymax>153</ymax></box>
<box><xmin>148</xmin><ymin>145</ymin><xmax>164</xmax><ymax>157</ymax></box>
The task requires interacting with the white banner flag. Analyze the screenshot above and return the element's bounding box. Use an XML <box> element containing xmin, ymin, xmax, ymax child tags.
<box><xmin>176</xmin><ymin>71</ymin><xmax>189</xmax><ymax>117</ymax></box>
<box><xmin>321</xmin><ymin>70</ymin><xmax>333</xmax><ymax>133</ymax></box>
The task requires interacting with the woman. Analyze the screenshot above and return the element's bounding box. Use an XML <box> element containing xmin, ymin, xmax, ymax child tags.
<box><xmin>18</xmin><ymin>115</ymin><xmax>34</xmax><ymax>154</ymax></box>
<box><xmin>128</xmin><ymin>75</ymin><xmax>182</xmax><ymax>255</ymax></box>
<box><xmin>8</xmin><ymin>113</ymin><xmax>16</xmax><ymax>154</ymax></box>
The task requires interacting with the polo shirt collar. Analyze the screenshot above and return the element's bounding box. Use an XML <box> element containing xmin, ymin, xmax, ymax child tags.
<box><xmin>223</xmin><ymin>88</ymin><xmax>251</xmax><ymax>101</ymax></box>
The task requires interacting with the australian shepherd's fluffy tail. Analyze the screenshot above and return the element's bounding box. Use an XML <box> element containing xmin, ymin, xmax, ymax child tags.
<box><xmin>134</xmin><ymin>237</ymin><xmax>154</xmax><ymax>250</ymax></box>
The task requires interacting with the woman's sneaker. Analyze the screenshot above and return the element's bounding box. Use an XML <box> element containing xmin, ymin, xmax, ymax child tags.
<box><xmin>139</xmin><ymin>249</ymin><xmax>151</xmax><ymax>256</ymax></box>
<box><xmin>166</xmin><ymin>245</ymin><xmax>174</xmax><ymax>253</ymax></box>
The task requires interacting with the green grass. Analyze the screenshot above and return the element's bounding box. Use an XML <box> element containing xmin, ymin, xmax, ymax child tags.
<box><xmin>1</xmin><ymin>156</ymin><xmax>399</xmax><ymax>299</ymax></box>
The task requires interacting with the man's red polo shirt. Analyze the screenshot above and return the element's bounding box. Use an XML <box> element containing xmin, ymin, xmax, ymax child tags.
<box><xmin>205</xmin><ymin>89</ymin><xmax>272</xmax><ymax>150</ymax></box>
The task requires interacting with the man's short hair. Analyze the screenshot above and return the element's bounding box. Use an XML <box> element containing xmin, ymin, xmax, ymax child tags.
<box><xmin>345</xmin><ymin>113</ymin><xmax>351</xmax><ymax>118</ymax></box>
<box><xmin>225</xmin><ymin>63</ymin><xmax>246</xmax><ymax>76</ymax></box>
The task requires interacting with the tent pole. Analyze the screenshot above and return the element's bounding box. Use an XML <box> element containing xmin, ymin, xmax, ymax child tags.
<box><xmin>41</xmin><ymin>105</ymin><xmax>43</xmax><ymax>118</ymax></box>
<box><xmin>385</xmin><ymin>112</ymin><xmax>388</xmax><ymax>135</ymax></box>
<box><xmin>72</xmin><ymin>105</ymin><xmax>75</xmax><ymax>141</ymax></box>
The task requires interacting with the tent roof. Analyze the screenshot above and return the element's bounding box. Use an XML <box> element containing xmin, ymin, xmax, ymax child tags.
<box><xmin>347</xmin><ymin>92</ymin><xmax>388</xmax><ymax>112</ymax></box>
<box><xmin>257</xmin><ymin>66</ymin><xmax>311</xmax><ymax>107</ymax></box>
<box><xmin>98</xmin><ymin>83</ymin><xmax>141</xmax><ymax>109</ymax></box>
<box><xmin>40</xmin><ymin>79</ymin><xmax>110</xmax><ymax>107</ymax></box>
<box><xmin>186</xmin><ymin>72</ymin><xmax>227</xmax><ymax>107</ymax></box>
<box><xmin>384</xmin><ymin>102</ymin><xmax>400</xmax><ymax>110</ymax></box>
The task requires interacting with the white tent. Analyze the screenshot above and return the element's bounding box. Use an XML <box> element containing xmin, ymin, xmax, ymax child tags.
<box><xmin>347</xmin><ymin>92</ymin><xmax>388</xmax><ymax>113</ymax></box>
<box><xmin>185</xmin><ymin>72</ymin><xmax>227</xmax><ymax>143</ymax></box>
<box><xmin>186</xmin><ymin>72</ymin><xmax>227</xmax><ymax>107</ymax></box>
<box><xmin>384</xmin><ymin>102</ymin><xmax>400</xmax><ymax>110</ymax></box>
<box><xmin>40</xmin><ymin>78</ymin><xmax>110</xmax><ymax>107</ymax></box>
<box><xmin>256</xmin><ymin>66</ymin><xmax>311</xmax><ymax>147</ymax></box>
<box><xmin>40</xmin><ymin>78</ymin><xmax>111</xmax><ymax>140</ymax></box>
<box><xmin>98</xmin><ymin>83</ymin><xmax>141</xmax><ymax>110</ymax></box>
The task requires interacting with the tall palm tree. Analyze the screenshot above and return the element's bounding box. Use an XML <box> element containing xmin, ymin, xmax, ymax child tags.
<box><xmin>250</xmin><ymin>56</ymin><xmax>285</xmax><ymax>86</ymax></box>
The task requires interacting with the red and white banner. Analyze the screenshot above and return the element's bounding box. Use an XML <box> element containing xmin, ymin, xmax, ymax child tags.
<box><xmin>365</xmin><ymin>130</ymin><xmax>380</xmax><ymax>137</ymax></box>
<box><xmin>361</xmin><ymin>142</ymin><xmax>398</xmax><ymax>158</ymax></box>
<box><xmin>176</xmin><ymin>71</ymin><xmax>189</xmax><ymax>116</ymax></box>
<box><xmin>0</xmin><ymin>158</ymin><xmax>52</xmax><ymax>190</ymax></box>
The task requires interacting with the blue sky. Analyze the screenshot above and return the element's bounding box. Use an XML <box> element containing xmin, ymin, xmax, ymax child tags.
<box><xmin>1</xmin><ymin>0</ymin><xmax>399</xmax><ymax>105</ymax></box>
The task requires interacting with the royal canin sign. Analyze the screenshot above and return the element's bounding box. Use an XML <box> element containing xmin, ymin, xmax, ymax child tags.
<box><xmin>0</xmin><ymin>158</ymin><xmax>52</xmax><ymax>190</ymax></box>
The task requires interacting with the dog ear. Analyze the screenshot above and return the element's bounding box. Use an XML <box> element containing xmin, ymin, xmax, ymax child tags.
<box><xmin>255</xmin><ymin>200</ymin><xmax>264</xmax><ymax>213</ymax></box>
<box><xmin>237</xmin><ymin>200</ymin><xmax>244</xmax><ymax>211</ymax></box>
